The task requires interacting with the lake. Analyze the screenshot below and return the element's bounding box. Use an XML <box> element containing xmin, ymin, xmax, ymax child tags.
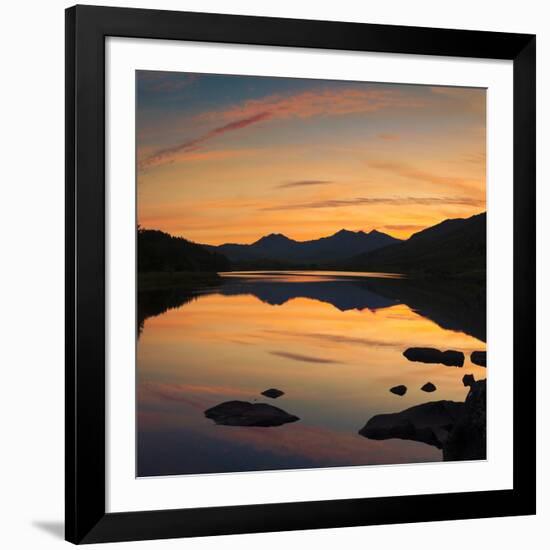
<box><xmin>137</xmin><ymin>271</ymin><xmax>487</xmax><ymax>477</ymax></box>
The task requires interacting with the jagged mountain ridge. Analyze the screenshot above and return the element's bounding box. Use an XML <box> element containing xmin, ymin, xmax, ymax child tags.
<box><xmin>207</xmin><ymin>228</ymin><xmax>401</xmax><ymax>264</ymax></box>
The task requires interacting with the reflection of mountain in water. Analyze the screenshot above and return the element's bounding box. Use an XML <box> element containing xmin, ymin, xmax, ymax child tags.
<box><xmin>138</xmin><ymin>273</ymin><xmax>486</xmax><ymax>343</ymax></box>
<box><xmin>362</xmin><ymin>277</ymin><xmax>486</xmax><ymax>342</ymax></box>
<box><xmin>215</xmin><ymin>279</ymin><xmax>398</xmax><ymax>311</ymax></box>
<box><xmin>138</xmin><ymin>287</ymin><xmax>197</xmax><ymax>334</ymax></box>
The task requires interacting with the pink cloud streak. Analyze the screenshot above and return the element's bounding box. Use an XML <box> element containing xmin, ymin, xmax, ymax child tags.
<box><xmin>139</xmin><ymin>112</ymin><xmax>271</xmax><ymax>170</ymax></box>
<box><xmin>205</xmin><ymin>87</ymin><xmax>419</xmax><ymax>122</ymax></box>
<box><xmin>140</xmin><ymin>87</ymin><xmax>423</xmax><ymax>170</ymax></box>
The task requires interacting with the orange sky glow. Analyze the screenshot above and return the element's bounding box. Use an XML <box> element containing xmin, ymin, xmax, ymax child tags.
<box><xmin>137</xmin><ymin>71</ymin><xmax>486</xmax><ymax>244</ymax></box>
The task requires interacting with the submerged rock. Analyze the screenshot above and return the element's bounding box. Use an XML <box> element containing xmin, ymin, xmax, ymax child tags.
<box><xmin>462</xmin><ymin>374</ymin><xmax>476</xmax><ymax>387</ymax></box>
<box><xmin>444</xmin><ymin>379</ymin><xmax>486</xmax><ymax>461</ymax></box>
<box><xmin>421</xmin><ymin>382</ymin><xmax>436</xmax><ymax>392</ymax></box>
<box><xmin>261</xmin><ymin>388</ymin><xmax>285</xmax><ymax>399</ymax></box>
<box><xmin>204</xmin><ymin>400</ymin><xmax>299</xmax><ymax>427</ymax></box>
<box><xmin>403</xmin><ymin>347</ymin><xmax>464</xmax><ymax>367</ymax></box>
<box><xmin>359</xmin><ymin>400</ymin><xmax>464</xmax><ymax>449</ymax></box>
<box><xmin>390</xmin><ymin>385</ymin><xmax>407</xmax><ymax>396</ymax></box>
<box><xmin>471</xmin><ymin>351</ymin><xmax>487</xmax><ymax>367</ymax></box>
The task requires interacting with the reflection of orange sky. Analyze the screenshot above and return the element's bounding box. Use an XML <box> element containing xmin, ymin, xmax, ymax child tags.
<box><xmin>221</xmin><ymin>270</ymin><xmax>404</xmax><ymax>281</ymax></box>
<box><xmin>138</xmin><ymin>294</ymin><xmax>486</xmax><ymax>448</ymax></box>
<box><xmin>138</xmin><ymin>159</ymin><xmax>486</xmax><ymax>242</ymax></box>
<box><xmin>137</xmin><ymin>285</ymin><xmax>487</xmax><ymax>473</ymax></box>
<box><xmin>137</xmin><ymin>75</ymin><xmax>485</xmax><ymax>243</ymax></box>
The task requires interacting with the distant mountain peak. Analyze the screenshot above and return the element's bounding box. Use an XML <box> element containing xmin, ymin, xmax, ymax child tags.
<box><xmin>333</xmin><ymin>228</ymin><xmax>377</xmax><ymax>239</ymax></box>
<box><xmin>216</xmin><ymin>227</ymin><xmax>402</xmax><ymax>265</ymax></box>
<box><xmin>253</xmin><ymin>233</ymin><xmax>293</xmax><ymax>245</ymax></box>
<box><xmin>333</xmin><ymin>228</ymin><xmax>363</xmax><ymax>236</ymax></box>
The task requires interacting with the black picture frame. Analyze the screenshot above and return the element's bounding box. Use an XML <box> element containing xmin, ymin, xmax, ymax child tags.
<box><xmin>65</xmin><ymin>4</ymin><xmax>536</xmax><ymax>544</ymax></box>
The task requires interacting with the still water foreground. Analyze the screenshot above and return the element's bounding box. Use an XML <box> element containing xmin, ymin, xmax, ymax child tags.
<box><xmin>137</xmin><ymin>271</ymin><xmax>487</xmax><ymax>477</ymax></box>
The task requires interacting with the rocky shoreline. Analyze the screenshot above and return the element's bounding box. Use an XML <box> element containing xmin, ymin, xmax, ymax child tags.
<box><xmin>359</xmin><ymin>379</ymin><xmax>486</xmax><ymax>461</ymax></box>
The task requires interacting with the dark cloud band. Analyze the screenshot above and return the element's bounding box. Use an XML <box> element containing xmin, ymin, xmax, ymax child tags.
<box><xmin>262</xmin><ymin>196</ymin><xmax>485</xmax><ymax>211</ymax></box>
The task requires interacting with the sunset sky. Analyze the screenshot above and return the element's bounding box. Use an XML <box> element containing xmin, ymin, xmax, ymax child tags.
<box><xmin>136</xmin><ymin>71</ymin><xmax>486</xmax><ymax>244</ymax></box>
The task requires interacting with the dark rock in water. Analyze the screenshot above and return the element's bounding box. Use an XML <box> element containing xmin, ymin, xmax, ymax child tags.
<box><xmin>261</xmin><ymin>388</ymin><xmax>285</xmax><ymax>399</ymax></box>
<box><xmin>471</xmin><ymin>351</ymin><xmax>487</xmax><ymax>367</ymax></box>
<box><xmin>204</xmin><ymin>400</ymin><xmax>299</xmax><ymax>427</ymax></box>
<box><xmin>359</xmin><ymin>400</ymin><xmax>464</xmax><ymax>449</ymax></box>
<box><xmin>390</xmin><ymin>385</ymin><xmax>407</xmax><ymax>396</ymax></box>
<box><xmin>444</xmin><ymin>379</ymin><xmax>486</xmax><ymax>461</ymax></box>
<box><xmin>421</xmin><ymin>382</ymin><xmax>436</xmax><ymax>392</ymax></box>
<box><xmin>462</xmin><ymin>374</ymin><xmax>476</xmax><ymax>387</ymax></box>
<box><xmin>359</xmin><ymin>380</ymin><xmax>486</xmax><ymax>461</ymax></box>
<box><xmin>441</xmin><ymin>350</ymin><xmax>464</xmax><ymax>367</ymax></box>
<box><xmin>403</xmin><ymin>347</ymin><xmax>439</xmax><ymax>363</ymax></box>
<box><xmin>403</xmin><ymin>347</ymin><xmax>464</xmax><ymax>367</ymax></box>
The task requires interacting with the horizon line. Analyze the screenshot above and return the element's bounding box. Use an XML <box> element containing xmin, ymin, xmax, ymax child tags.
<box><xmin>139</xmin><ymin>210</ymin><xmax>486</xmax><ymax>247</ymax></box>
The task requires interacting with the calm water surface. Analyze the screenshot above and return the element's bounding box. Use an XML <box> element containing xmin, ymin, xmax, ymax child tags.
<box><xmin>137</xmin><ymin>271</ymin><xmax>486</xmax><ymax>476</ymax></box>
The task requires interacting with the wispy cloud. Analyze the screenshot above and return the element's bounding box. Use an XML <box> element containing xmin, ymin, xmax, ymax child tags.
<box><xmin>139</xmin><ymin>112</ymin><xmax>270</xmax><ymax>169</ymax></box>
<box><xmin>368</xmin><ymin>160</ymin><xmax>481</xmax><ymax>192</ymax></box>
<box><xmin>277</xmin><ymin>180</ymin><xmax>332</xmax><ymax>189</ymax></box>
<box><xmin>204</xmin><ymin>87</ymin><xmax>419</xmax><ymax>123</ymax></box>
<box><xmin>261</xmin><ymin>196</ymin><xmax>485</xmax><ymax>211</ymax></box>
<box><xmin>167</xmin><ymin>148</ymin><xmax>255</xmax><ymax>163</ymax></box>
<box><xmin>138</xmin><ymin>71</ymin><xmax>198</xmax><ymax>93</ymax></box>
<box><xmin>270</xmin><ymin>350</ymin><xmax>341</xmax><ymax>364</ymax></box>
<box><xmin>140</xmin><ymin>86</ymin><xmax>423</xmax><ymax>170</ymax></box>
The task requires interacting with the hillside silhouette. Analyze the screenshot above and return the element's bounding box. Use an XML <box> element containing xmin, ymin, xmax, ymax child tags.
<box><xmin>138</xmin><ymin>228</ymin><xmax>230</xmax><ymax>273</ymax></box>
<box><xmin>344</xmin><ymin>212</ymin><xmax>486</xmax><ymax>277</ymax></box>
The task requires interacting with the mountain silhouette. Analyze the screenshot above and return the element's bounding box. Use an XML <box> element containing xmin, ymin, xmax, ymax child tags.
<box><xmin>345</xmin><ymin>212</ymin><xmax>486</xmax><ymax>277</ymax></box>
<box><xmin>210</xmin><ymin>229</ymin><xmax>400</xmax><ymax>265</ymax></box>
<box><xmin>139</xmin><ymin>213</ymin><xmax>485</xmax><ymax>277</ymax></box>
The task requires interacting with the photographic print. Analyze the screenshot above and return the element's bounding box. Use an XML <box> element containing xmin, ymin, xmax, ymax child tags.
<box><xmin>136</xmin><ymin>70</ymin><xmax>487</xmax><ymax>477</ymax></box>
